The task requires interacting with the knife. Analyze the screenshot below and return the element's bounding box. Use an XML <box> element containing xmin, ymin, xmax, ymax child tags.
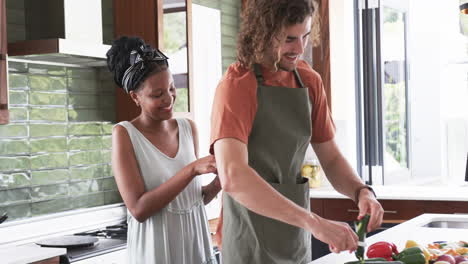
<box><xmin>0</xmin><ymin>212</ymin><xmax>8</xmax><ymax>224</ymax></box>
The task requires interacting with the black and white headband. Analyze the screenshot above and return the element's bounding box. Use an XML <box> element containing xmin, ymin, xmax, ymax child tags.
<box><xmin>121</xmin><ymin>45</ymin><xmax>169</xmax><ymax>93</ymax></box>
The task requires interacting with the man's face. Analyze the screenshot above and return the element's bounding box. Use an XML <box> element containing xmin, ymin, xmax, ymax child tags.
<box><xmin>276</xmin><ymin>16</ymin><xmax>312</xmax><ymax>72</ymax></box>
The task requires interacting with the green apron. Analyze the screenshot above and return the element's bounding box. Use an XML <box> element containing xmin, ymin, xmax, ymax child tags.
<box><xmin>222</xmin><ymin>64</ymin><xmax>312</xmax><ymax>264</ymax></box>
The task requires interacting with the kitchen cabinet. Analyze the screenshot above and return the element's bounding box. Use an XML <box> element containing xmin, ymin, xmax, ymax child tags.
<box><xmin>31</xmin><ymin>257</ymin><xmax>60</xmax><ymax>264</ymax></box>
<box><xmin>0</xmin><ymin>0</ymin><xmax>8</xmax><ymax>124</ymax></box>
<box><xmin>311</xmin><ymin>198</ymin><xmax>468</xmax><ymax>223</ymax></box>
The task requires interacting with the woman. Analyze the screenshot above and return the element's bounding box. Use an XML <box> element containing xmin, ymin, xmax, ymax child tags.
<box><xmin>107</xmin><ymin>36</ymin><xmax>220</xmax><ymax>264</ymax></box>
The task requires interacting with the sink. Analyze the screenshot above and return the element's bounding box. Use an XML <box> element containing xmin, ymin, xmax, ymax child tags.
<box><xmin>423</xmin><ymin>220</ymin><xmax>468</xmax><ymax>229</ymax></box>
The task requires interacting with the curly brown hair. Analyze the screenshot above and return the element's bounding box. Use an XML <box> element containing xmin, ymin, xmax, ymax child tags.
<box><xmin>237</xmin><ymin>0</ymin><xmax>315</xmax><ymax>70</ymax></box>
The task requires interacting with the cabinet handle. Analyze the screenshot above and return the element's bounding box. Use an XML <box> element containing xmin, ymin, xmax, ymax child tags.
<box><xmin>347</xmin><ymin>209</ymin><xmax>397</xmax><ymax>214</ymax></box>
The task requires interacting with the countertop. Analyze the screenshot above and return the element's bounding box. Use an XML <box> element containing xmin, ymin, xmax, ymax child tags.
<box><xmin>1</xmin><ymin>244</ymin><xmax>66</xmax><ymax>264</ymax></box>
<box><xmin>310</xmin><ymin>213</ymin><xmax>468</xmax><ymax>263</ymax></box>
<box><xmin>309</xmin><ymin>184</ymin><xmax>468</xmax><ymax>201</ymax></box>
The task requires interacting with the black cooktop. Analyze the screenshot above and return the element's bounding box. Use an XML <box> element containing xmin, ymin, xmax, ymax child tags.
<box><xmin>66</xmin><ymin>237</ymin><xmax>126</xmax><ymax>262</ymax></box>
<box><xmin>61</xmin><ymin>223</ymin><xmax>127</xmax><ymax>263</ymax></box>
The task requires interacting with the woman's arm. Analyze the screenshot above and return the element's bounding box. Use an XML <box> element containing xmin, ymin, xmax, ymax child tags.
<box><xmin>187</xmin><ymin>119</ymin><xmax>222</xmax><ymax>204</ymax></box>
<box><xmin>112</xmin><ymin>125</ymin><xmax>215</xmax><ymax>222</ymax></box>
<box><xmin>202</xmin><ymin>177</ymin><xmax>221</xmax><ymax>204</ymax></box>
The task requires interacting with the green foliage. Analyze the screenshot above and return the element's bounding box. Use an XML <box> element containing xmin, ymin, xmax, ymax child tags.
<box><xmin>163</xmin><ymin>12</ymin><xmax>187</xmax><ymax>54</ymax></box>
<box><xmin>384</xmin><ymin>8</ymin><xmax>399</xmax><ymax>23</ymax></box>
<box><xmin>174</xmin><ymin>88</ymin><xmax>189</xmax><ymax>112</ymax></box>
<box><xmin>384</xmin><ymin>81</ymin><xmax>408</xmax><ymax>168</ymax></box>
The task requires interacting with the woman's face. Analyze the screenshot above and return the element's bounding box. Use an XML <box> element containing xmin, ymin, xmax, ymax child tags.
<box><xmin>131</xmin><ymin>69</ymin><xmax>176</xmax><ymax>121</ymax></box>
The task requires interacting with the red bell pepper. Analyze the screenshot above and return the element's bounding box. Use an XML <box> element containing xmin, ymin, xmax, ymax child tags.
<box><xmin>366</xmin><ymin>241</ymin><xmax>399</xmax><ymax>261</ymax></box>
<box><xmin>390</xmin><ymin>242</ymin><xmax>399</xmax><ymax>255</ymax></box>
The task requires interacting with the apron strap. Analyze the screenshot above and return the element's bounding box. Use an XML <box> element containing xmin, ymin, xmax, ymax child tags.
<box><xmin>253</xmin><ymin>63</ymin><xmax>306</xmax><ymax>89</ymax></box>
<box><xmin>293</xmin><ymin>69</ymin><xmax>306</xmax><ymax>89</ymax></box>
<box><xmin>253</xmin><ymin>64</ymin><xmax>265</xmax><ymax>85</ymax></box>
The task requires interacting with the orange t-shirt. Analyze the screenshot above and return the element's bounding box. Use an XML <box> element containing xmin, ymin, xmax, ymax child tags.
<box><xmin>210</xmin><ymin>60</ymin><xmax>335</xmax><ymax>153</ymax></box>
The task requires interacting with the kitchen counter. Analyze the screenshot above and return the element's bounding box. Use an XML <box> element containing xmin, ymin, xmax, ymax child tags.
<box><xmin>310</xmin><ymin>184</ymin><xmax>468</xmax><ymax>201</ymax></box>
<box><xmin>310</xmin><ymin>213</ymin><xmax>468</xmax><ymax>263</ymax></box>
<box><xmin>1</xmin><ymin>244</ymin><xmax>66</xmax><ymax>264</ymax></box>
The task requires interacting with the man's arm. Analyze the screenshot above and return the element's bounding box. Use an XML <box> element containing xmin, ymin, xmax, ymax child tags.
<box><xmin>312</xmin><ymin>139</ymin><xmax>384</xmax><ymax>231</ymax></box>
<box><xmin>214</xmin><ymin>137</ymin><xmax>359</xmax><ymax>252</ymax></box>
<box><xmin>187</xmin><ymin>119</ymin><xmax>221</xmax><ymax>204</ymax></box>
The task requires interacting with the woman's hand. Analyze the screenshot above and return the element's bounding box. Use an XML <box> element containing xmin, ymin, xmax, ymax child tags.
<box><xmin>191</xmin><ymin>155</ymin><xmax>217</xmax><ymax>176</ymax></box>
<box><xmin>307</xmin><ymin>215</ymin><xmax>359</xmax><ymax>253</ymax></box>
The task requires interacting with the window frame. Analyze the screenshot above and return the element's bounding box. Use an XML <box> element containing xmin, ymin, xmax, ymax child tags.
<box><xmin>354</xmin><ymin>0</ymin><xmax>411</xmax><ymax>185</ymax></box>
<box><xmin>0</xmin><ymin>0</ymin><xmax>9</xmax><ymax>124</ymax></box>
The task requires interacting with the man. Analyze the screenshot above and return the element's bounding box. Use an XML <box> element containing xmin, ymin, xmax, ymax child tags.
<box><xmin>210</xmin><ymin>0</ymin><xmax>384</xmax><ymax>263</ymax></box>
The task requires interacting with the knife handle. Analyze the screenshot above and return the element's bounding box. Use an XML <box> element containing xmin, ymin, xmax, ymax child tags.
<box><xmin>0</xmin><ymin>212</ymin><xmax>8</xmax><ymax>224</ymax></box>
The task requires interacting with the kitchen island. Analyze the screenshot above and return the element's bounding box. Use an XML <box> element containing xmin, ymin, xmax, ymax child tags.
<box><xmin>310</xmin><ymin>213</ymin><xmax>468</xmax><ymax>263</ymax></box>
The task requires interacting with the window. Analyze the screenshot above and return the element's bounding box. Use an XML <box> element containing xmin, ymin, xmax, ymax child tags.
<box><xmin>163</xmin><ymin>0</ymin><xmax>190</xmax><ymax>113</ymax></box>
<box><xmin>356</xmin><ymin>0</ymin><xmax>468</xmax><ymax>186</ymax></box>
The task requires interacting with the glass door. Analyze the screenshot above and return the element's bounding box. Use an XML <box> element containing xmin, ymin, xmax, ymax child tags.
<box><xmin>356</xmin><ymin>0</ymin><xmax>410</xmax><ymax>185</ymax></box>
<box><xmin>379</xmin><ymin>0</ymin><xmax>411</xmax><ymax>184</ymax></box>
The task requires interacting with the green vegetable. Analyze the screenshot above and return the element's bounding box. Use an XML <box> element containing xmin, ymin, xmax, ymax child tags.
<box><xmin>344</xmin><ymin>257</ymin><xmax>387</xmax><ymax>263</ymax></box>
<box><xmin>397</xmin><ymin>247</ymin><xmax>423</xmax><ymax>258</ymax></box>
<box><xmin>396</xmin><ymin>253</ymin><xmax>425</xmax><ymax>264</ymax></box>
<box><xmin>355</xmin><ymin>214</ymin><xmax>371</xmax><ymax>261</ymax></box>
<box><xmin>394</xmin><ymin>247</ymin><xmax>425</xmax><ymax>264</ymax></box>
<box><xmin>363</xmin><ymin>260</ymin><xmax>405</xmax><ymax>264</ymax></box>
<box><xmin>344</xmin><ymin>260</ymin><xmax>403</xmax><ymax>264</ymax></box>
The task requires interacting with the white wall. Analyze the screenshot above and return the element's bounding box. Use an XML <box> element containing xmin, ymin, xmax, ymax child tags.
<box><xmin>192</xmin><ymin>4</ymin><xmax>222</xmax><ymax>219</ymax></box>
<box><xmin>406</xmin><ymin>0</ymin><xmax>444</xmax><ymax>183</ymax></box>
<box><xmin>328</xmin><ymin>0</ymin><xmax>358</xmax><ymax>171</ymax></box>
<box><xmin>305</xmin><ymin>0</ymin><xmax>358</xmax><ymax>187</ymax></box>
<box><xmin>407</xmin><ymin>0</ymin><xmax>468</xmax><ymax>184</ymax></box>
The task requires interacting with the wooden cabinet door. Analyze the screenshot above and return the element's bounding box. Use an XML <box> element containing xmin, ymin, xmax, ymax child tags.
<box><xmin>112</xmin><ymin>0</ymin><xmax>163</xmax><ymax>122</ymax></box>
<box><xmin>311</xmin><ymin>198</ymin><xmax>468</xmax><ymax>223</ymax></box>
<box><xmin>0</xmin><ymin>0</ymin><xmax>9</xmax><ymax>124</ymax></box>
<box><xmin>32</xmin><ymin>256</ymin><xmax>60</xmax><ymax>264</ymax></box>
<box><xmin>422</xmin><ymin>201</ymin><xmax>468</xmax><ymax>214</ymax></box>
<box><xmin>311</xmin><ymin>198</ymin><xmax>425</xmax><ymax>223</ymax></box>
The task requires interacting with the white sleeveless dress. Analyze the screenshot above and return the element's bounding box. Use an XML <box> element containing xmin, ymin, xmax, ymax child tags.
<box><xmin>116</xmin><ymin>118</ymin><xmax>216</xmax><ymax>264</ymax></box>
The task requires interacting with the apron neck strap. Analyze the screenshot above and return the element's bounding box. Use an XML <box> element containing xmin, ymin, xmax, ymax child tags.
<box><xmin>293</xmin><ymin>68</ymin><xmax>306</xmax><ymax>89</ymax></box>
<box><xmin>253</xmin><ymin>64</ymin><xmax>265</xmax><ymax>85</ymax></box>
<box><xmin>253</xmin><ymin>64</ymin><xmax>306</xmax><ymax>89</ymax></box>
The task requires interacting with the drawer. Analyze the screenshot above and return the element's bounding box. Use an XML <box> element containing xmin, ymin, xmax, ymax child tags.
<box><xmin>311</xmin><ymin>199</ymin><xmax>425</xmax><ymax>222</ymax></box>
<box><xmin>422</xmin><ymin>201</ymin><xmax>468</xmax><ymax>214</ymax></box>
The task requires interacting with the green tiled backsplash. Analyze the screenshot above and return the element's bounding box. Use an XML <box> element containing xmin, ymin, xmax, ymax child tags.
<box><xmin>0</xmin><ymin>62</ymin><xmax>122</xmax><ymax>222</ymax></box>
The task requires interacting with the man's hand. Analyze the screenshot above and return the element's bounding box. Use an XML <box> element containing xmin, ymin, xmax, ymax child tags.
<box><xmin>357</xmin><ymin>189</ymin><xmax>384</xmax><ymax>232</ymax></box>
<box><xmin>307</xmin><ymin>215</ymin><xmax>359</xmax><ymax>253</ymax></box>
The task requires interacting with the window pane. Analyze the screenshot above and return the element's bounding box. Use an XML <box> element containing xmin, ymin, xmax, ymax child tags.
<box><xmin>163</xmin><ymin>1</ymin><xmax>189</xmax><ymax>112</ymax></box>
<box><xmin>381</xmin><ymin>6</ymin><xmax>410</xmax><ymax>181</ymax></box>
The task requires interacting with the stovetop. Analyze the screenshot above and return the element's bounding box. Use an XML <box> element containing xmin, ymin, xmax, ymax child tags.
<box><xmin>64</xmin><ymin>223</ymin><xmax>127</xmax><ymax>263</ymax></box>
<box><xmin>74</xmin><ymin>223</ymin><xmax>127</xmax><ymax>240</ymax></box>
<box><xmin>66</xmin><ymin>237</ymin><xmax>126</xmax><ymax>262</ymax></box>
